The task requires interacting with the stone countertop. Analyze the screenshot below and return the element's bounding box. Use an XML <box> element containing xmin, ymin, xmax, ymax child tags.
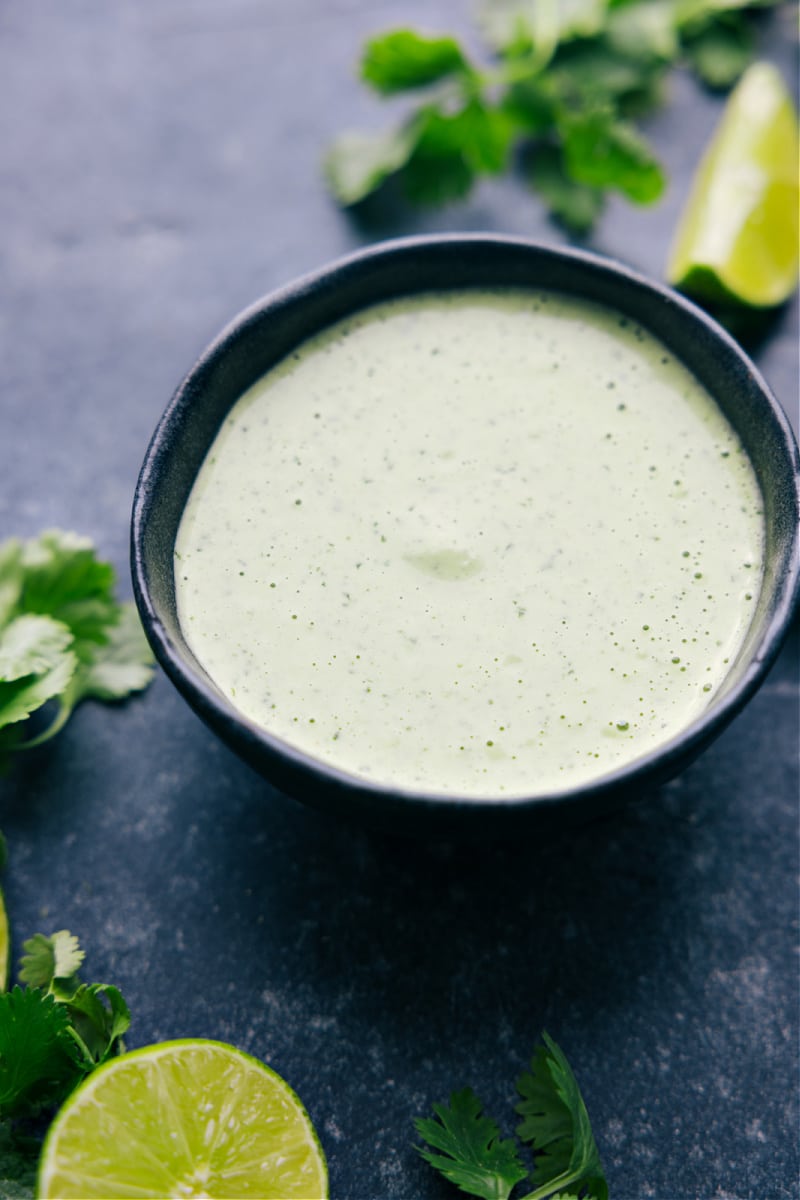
<box><xmin>1</xmin><ymin>4</ymin><xmax>797</xmax><ymax>1199</ymax></box>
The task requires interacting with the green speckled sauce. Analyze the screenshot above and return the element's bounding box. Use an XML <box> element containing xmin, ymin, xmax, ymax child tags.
<box><xmin>174</xmin><ymin>290</ymin><xmax>764</xmax><ymax>797</ymax></box>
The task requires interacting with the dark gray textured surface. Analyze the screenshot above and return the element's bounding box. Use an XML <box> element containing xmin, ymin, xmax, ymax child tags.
<box><xmin>1</xmin><ymin>4</ymin><xmax>798</xmax><ymax>1199</ymax></box>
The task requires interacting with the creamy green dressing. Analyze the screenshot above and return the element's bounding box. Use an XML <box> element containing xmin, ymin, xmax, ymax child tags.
<box><xmin>175</xmin><ymin>289</ymin><xmax>763</xmax><ymax>797</ymax></box>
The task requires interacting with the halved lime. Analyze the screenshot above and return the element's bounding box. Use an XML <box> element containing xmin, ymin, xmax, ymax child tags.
<box><xmin>37</xmin><ymin>1039</ymin><xmax>328</xmax><ymax>1199</ymax></box>
<box><xmin>667</xmin><ymin>61</ymin><xmax>799</xmax><ymax>308</ymax></box>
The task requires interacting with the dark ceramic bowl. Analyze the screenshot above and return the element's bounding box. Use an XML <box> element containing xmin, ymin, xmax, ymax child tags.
<box><xmin>131</xmin><ymin>235</ymin><xmax>800</xmax><ymax>835</ymax></box>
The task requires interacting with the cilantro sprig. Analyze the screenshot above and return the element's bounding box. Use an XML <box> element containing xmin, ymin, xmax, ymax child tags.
<box><xmin>0</xmin><ymin>530</ymin><xmax>154</xmax><ymax>770</ymax></box>
<box><xmin>415</xmin><ymin>1033</ymin><xmax>607</xmax><ymax>1200</ymax></box>
<box><xmin>0</xmin><ymin>925</ymin><xmax>130</xmax><ymax>1199</ymax></box>
<box><xmin>326</xmin><ymin>0</ymin><xmax>783</xmax><ymax>231</ymax></box>
<box><xmin>0</xmin><ymin>930</ymin><xmax>130</xmax><ymax>1121</ymax></box>
<box><xmin>0</xmin><ymin>839</ymin><xmax>130</xmax><ymax>1196</ymax></box>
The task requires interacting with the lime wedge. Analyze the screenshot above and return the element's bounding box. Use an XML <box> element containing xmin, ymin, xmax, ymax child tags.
<box><xmin>37</xmin><ymin>1039</ymin><xmax>328</xmax><ymax>1199</ymax></box>
<box><xmin>667</xmin><ymin>61</ymin><xmax>799</xmax><ymax>308</ymax></box>
<box><xmin>0</xmin><ymin>887</ymin><xmax>8</xmax><ymax>991</ymax></box>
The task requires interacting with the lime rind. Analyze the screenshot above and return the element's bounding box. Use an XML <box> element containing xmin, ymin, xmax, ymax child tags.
<box><xmin>667</xmin><ymin>61</ymin><xmax>800</xmax><ymax>308</ymax></box>
<box><xmin>37</xmin><ymin>1038</ymin><xmax>329</xmax><ymax>1199</ymax></box>
<box><xmin>0</xmin><ymin>887</ymin><xmax>8</xmax><ymax>991</ymax></box>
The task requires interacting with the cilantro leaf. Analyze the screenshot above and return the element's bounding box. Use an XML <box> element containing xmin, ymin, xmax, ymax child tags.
<box><xmin>402</xmin><ymin>139</ymin><xmax>476</xmax><ymax>205</ymax></box>
<box><xmin>324</xmin><ymin>123</ymin><xmax>418</xmax><ymax>206</ymax></box>
<box><xmin>61</xmin><ymin>983</ymin><xmax>130</xmax><ymax>1066</ymax></box>
<box><xmin>0</xmin><ymin>531</ymin><xmax>154</xmax><ymax>767</ymax></box>
<box><xmin>27</xmin><ymin>603</ymin><xmax>156</xmax><ymax>747</ymax></box>
<box><xmin>448</xmin><ymin>100</ymin><xmax>518</xmax><ymax>174</ymax></box>
<box><xmin>501</xmin><ymin>76</ymin><xmax>557</xmax><ymax>137</ymax></box>
<box><xmin>477</xmin><ymin>2</ymin><xmax>537</xmax><ymax>58</ymax></box>
<box><xmin>401</xmin><ymin>99</ymin><xmax>517</xmax><ymax>205</ymax></box>
<box><xmin>559</xmin><ymin>104</ymin><xmax>665</xmax><ymax>201</ymax></box>
<box><xmin>682</xmin><ymin>13</ymin><xmax>753</xmax><ymax>87</ymax></box>
<box><xmin>606</xmin><ymin>0</ymin><xmax>680</xmax><ymax>63</ymax></box>
<box><xmin>478</xmin><ymin>0</ymin><xmax>607</xmax><ymax>54</ymax></box>
<box><xmin>546</xmin><ymin>41</ymin><xmax>665</xmax><ymax>112</ymax></box>
<box><xmin>0</xmin><ymin>616</ymin><xmax>73</xmax><ymax>685</ymax></box>
<box><xmin>416</xmin><ymin>1035</ymin><xmax>606</xmax><ymax>1200</ymax></box>
<box><xmin>14</xmin><ymin>531</ymin><xmax>117</xmax><ymax>653</ymax></box>
<box><xmin>674</xmin><ymin>0</ymin><xmax>777</xmax><ymax>33</ymax></box>
<box><xmin>361</xmin><ymin>29</ymin><xmax>470</xmax><ymax>94</ymax></box>
<box><xmin>0</xmin><ymin>987</ymin><xmax>83</xmax><ymax>1119</ymax></box>
<box><xmin>19</xmin><ymin>932</ymin><xmax>84</xmax><ymax>990</ymax></box>
<box><xmin>67</xmin><ymin>603</ymin><xmax>154</xmax><ymax>703</ymax></box>
<box><xmin>327</xmin><ymin>95</ymin><xmax>517</xmax><ymax>210</ymax></box>
<box><xmin>516</xmin><ymin>1034</ymin><xmax>608</xmax><ymax>1200</ymax></box>
<box><xmin>529</xmin><ymin>142</ymin><xmax>605</xmax><ymax>232</ymax></box>
<box><xmin>0</xmin><ymin>651</ymin><xmax>77</xmax><ymax>734</ymax></box>
<box><xmin>415</xmin><ymin>1087</ymin><xmax>529</xmax><ymax>1200</ymax></box>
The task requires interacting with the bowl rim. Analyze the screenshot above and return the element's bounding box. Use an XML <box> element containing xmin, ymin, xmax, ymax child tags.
<box><xmin>131</xmin><ymin>233</ymin><xmax>800</xmax><ymax>827</ymax></box>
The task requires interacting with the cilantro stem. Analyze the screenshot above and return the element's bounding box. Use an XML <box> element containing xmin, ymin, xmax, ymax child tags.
<box><xmin>519</xmin><ymin>1177</ymin><xmax>581</xmax><ymax>1200</ymax></box>
<box><xmin>479</xmin><ymin>53</ymin><xmax>550</xmax><ymax>91</ymax></box>
<box><xmin>18</xmin><ymin>698</ymin><xmax>72</xmax><ymax>748</ymax></box>
<box><xmin>526</xmin><ymin>0</ymin><xmax>560</xmax><ymax>76</ymax></box>
<box><xmin>477</xmin><ymin>0</ymin><xmax>560</xmax><ymax>85</ymax></box>
<box><xmin>416</xmin><ymin>1034</ymin><xmax>608</xmax><ymax>1200</ymax></box>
